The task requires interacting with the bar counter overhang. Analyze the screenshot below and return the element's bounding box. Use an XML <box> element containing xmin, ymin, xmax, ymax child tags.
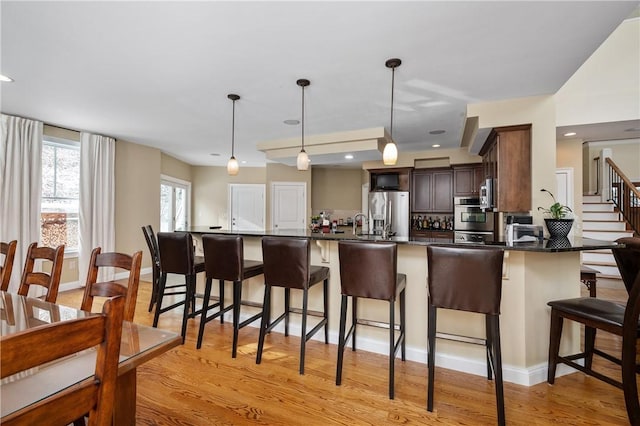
<box><xmin>183</xmin><ymin>226</ymin><xmax>620</xmax><ymax>386</ymax></box>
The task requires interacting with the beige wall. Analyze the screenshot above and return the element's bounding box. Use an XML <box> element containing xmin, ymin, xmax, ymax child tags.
<box><xmin>585</xmin><ymin>139</ymin><xmax>640</xmax><ymax>193</ymax></box>
<box><xmin>311</xmin><ymin>167</ymin><xmax>362</xmax><ymax>212</ymax></box>
<box><xmin>161</xmin><ymin>152</ymin><xmax>192</xmax><ymax>181</ymax></box>
<box><xmin>115</xmin><ymin>140</ymin><xmax>162</xmax><ymax>270</ymax></box>
<box><xmin>556</xmin><ymin>138</ymin><xmax>583</xmax><ymax>232</ymax></box>
<box><xmin>44</xmin><ymin>124</ymin><xmax>80</xmax><ymax>142</ymax></box>
<box><xmin>556</xmin><ymin>18</ymin><xmax>640</xmax><ymax>126</ymax></box>
<box><xmin>192</xmin><ymin>166</ymin><xmax>267</xmax><ymax>227</ymax></box>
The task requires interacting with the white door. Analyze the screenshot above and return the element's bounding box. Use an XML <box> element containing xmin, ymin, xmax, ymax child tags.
<box><xmin>556</xmin><ymin>168</ymin><xmax>574</xmax><ymax>236</ymax></box>
<box><xmin>160</xmin><ymin>175</ymin><xmax>191</xmax><ymax>231</ymax></box>
<box><xmin>272</xmin><ymin>182</ymin><xmax>306</xmax><ymax>230</ymax></box>
<box><xmin>229</xmin><ymin>184</ymin><xmax>265</xmax><ymax>231</ymax></box>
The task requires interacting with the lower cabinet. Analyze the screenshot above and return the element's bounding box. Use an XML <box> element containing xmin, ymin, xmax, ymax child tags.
<box><xmin>410</xmin><ymin>230</ymin><xmax>453</xmax><ymax>241</ymax></box>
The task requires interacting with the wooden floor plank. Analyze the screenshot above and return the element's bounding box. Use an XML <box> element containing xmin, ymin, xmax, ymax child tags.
<box><xmin>55</xmin><ymin>278</ymin><xmax>636</xmax><ymax>425</ymax></box>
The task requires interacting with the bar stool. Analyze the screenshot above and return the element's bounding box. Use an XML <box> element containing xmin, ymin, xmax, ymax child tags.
<box><xmin>197</xmin><ymin>234</ymin><xmax>264</xmax><ymax>357</ymax></box>
<box><xmin>548</xmin><ymin>237</ymin><xmax>640</xmax><ymax>425</ymax></box>
<box><xmin>580</xmin><ymin>265</ymin><xmax>598</xmax><ymax>297</ymax></box>
<box><xmin>427</xmin><ymin>245</ymin><xmax>505</xmax><ymax>426</ymax></box>
<box><xmin>256</xmin><ymin>237</ymin><xmax>329</xmax><ymax>374</ymax></box>
<box><xmin>154</xmin><ymin>232</ymin><xmax>205</xmax><ymax>343</ymax></box>
<box><xmin>336</xmin><ymin>241</ymin><xmax>406</xmax><ymax>399</ymax></box>
<box><xmin>141</xmin><ymin>225</ymin><xmax>161</xmax><ymax>312</ymax></box>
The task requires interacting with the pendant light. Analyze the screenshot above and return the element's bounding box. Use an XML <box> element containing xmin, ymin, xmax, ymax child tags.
<box><xmin>383</xmin><ymin>58</ymin><xmax>401</xmax><ymax>166</ymax></box>
<box><xmin>226</xmin><ymin>94</ymin><xmax>240</xmax><ymax>176</ymax></box>
<box><xmin>296</xmin><ymin>78</ymin><xmax>310</xmax><ymax>171</ymax></box>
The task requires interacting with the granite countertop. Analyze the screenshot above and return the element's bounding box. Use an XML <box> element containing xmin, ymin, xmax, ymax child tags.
<box><xmin>181</xmin><ymin>226</ymin><xmax>621</xmax><ymax>252</ymax></box>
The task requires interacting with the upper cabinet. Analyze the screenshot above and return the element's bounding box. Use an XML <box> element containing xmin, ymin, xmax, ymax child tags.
<box><xmin>480</xmin><ymin>124</ymin><xmax>531</xmax><ymax>212</ymax></box>
<box><xmin>369</xmin><ymin>167</ymin><xmax>411</xmax><ymax>191</ymax></box>
<box><xmin>411</xmin><ymin>168</ymin><xmax>453</xmax><ymax>212</ymax></box>
<box><xmin>453</xmin><ymin>163</ymin><xmax>484</xmax><ymax>197</ymax></box>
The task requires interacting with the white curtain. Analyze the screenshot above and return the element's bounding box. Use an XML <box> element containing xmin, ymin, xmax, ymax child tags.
<box><xmin>0</xmin><ymin>114</ymin><xmax>43</xmax><ymax>293</ymax></box>
<box><xmin>79</xmin><ymin>132</ymin><xmax>115</xmax><ymax>284</ymax></box>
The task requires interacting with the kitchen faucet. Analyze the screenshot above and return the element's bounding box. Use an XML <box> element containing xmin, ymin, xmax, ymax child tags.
<box><xmin>353</xmin><ymin>213</ymin><xmax>367</xmax><ymax>235</ymax></box>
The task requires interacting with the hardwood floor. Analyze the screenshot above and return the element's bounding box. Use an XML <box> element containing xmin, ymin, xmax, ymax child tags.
<box><xmin>56</xmin><ymin>278</ymin><xmax>636</xmax><ymax>425</ymax></box>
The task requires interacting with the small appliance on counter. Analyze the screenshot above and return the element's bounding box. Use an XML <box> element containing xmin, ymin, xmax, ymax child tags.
<box><xmin>505</xmin><ymin>215</ymin><xmax>543</xmax><ymax>243</ymax></box>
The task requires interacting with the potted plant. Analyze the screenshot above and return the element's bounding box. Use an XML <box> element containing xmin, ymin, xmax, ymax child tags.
<box><xmin>537</xmin><ymin>188</ymin><xmax>574</xmax><ymax>238</ymax></box>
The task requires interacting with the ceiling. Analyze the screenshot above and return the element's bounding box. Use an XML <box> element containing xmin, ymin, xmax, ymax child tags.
<box><xmin>1</xmin><ymin>1</ymin><xmax>638</xmax><ymax>168</ymax></box>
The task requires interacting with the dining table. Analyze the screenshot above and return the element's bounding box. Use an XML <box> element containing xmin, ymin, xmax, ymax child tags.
<box><xmin>0</xmin><ymin>290</ymin><xmax>181</xmax><ymax>425</ymax></box>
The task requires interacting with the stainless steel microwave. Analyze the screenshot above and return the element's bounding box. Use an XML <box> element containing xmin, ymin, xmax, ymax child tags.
<box><xmin>479</xmin><ymin>178</ymin><xmax>493</xmax><ymax>211</ymax></box>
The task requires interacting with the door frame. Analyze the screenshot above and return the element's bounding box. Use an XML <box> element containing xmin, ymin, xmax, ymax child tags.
<box><xmin>270</xmin><ymin>181</ymin><xmax>307</xmax><ymax>230</ymax></box>
<box><xmin>228</xmin><ymin>183</ymin><xmax>266</xmax><ymax>231</ymax></box>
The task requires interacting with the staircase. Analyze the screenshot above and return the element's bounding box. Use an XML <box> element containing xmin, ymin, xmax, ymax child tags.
<box><xmin>581</xmin><ymin>194</ymin><xmax>635</xmax><ymax>279</ymax></box>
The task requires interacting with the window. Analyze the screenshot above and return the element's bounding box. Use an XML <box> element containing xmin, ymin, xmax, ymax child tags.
<box><xmin>160</xmin><ymin>176</ymin><xmax>191</xmax><ymax>232</ymax></box>
<box><xmin>41</xmin><ymin>137</ymin><xmax>80</xmax><ymax>252</ymax></box>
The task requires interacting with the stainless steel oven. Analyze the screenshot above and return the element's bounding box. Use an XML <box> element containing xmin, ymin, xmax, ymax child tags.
<box><xmin>454</xmin><ymin>197</ymin><xmax>494</xmax><ymax>233</ymax></box>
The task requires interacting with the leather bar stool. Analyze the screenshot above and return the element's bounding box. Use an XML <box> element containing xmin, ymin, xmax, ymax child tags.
<box><xmin>154</xmin><ymin>232</ymin><xmax>205</xmax><ymax>343</ymax></box>
<box><xmin>197</xmin><ymin>234</ymin><xmax>264</xmax><ymax>357</ymax></box>
<box><xmin>256</xmin><ymin>237</ymin><xmax>329</xmax><ymax>374</ymax></box>
<box><xmin>427</xmin><ymin>245</ymin><xmax>505</xmax><ymax>426</ymax></box>
<box><xmin>336</xmin><ymin>241</ymin><xmax>406</xmax><ymax>399</ymax></box>
<box><xmin>548</xmin><ymin>237</ymin><xmax>640</xmax><ymax>425</ymax></box>
<box><xmin>141</xmin><ymin>225</ymin><xmax>161</xmax><ymax>312</ymax></box>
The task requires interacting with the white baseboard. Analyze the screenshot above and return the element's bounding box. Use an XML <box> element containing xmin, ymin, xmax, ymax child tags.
<box><xmin>217</xmin><ymin>309</ymin><xmax>579</xmax><ymax>387</ymax></box>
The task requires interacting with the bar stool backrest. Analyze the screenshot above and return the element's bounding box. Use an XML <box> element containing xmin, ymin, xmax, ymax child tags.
<box><xmin>18</xmin><ymin>242</ymin><xmax>65</xmax><ymax>303</ymax></box>
<box><xmin>142</xmin><ymin>225</ymin><xmax>160</xmax><ymax>270</ymax></box>
<box><xmin>202</xmin><ymin>234</ymin><xmax>243</xmax><ymax>281</ymax></box>
<box><xmin>613</xmin><ymin>237</ymin><xmax>640</xmax><ymax>296</ymax></box>
<box><xmin>157</xmin><ymin>232</ymin><xmax>194</xmax><ymax>275</ymax></box>
<box><xmin>1</xmin><ymin>240</ymin><xmax>17</xmax><ymax>291</ymax></box>
<box><xmin>427</xmin><ymin>246</ymin><xmax>504</xmax><ymax>315</ymax></box>
<box><xmin>338</xmin><ymin>241</ymin><xmax>397</xmax><ymax>300</ymax></box>
<box><xmin>262</xmin><ymin>237</ymin><xmax>310</xmax><ymax>289</ymax></box>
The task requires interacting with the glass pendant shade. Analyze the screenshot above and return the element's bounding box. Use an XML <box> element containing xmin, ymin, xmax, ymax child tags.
<box><xmin>297</xmin><ymin>150</ymin><xmax>309</xmax><ymax>171</ymax></box>
<box><xmin>227</xmin><ymin>156</ymin><xmax>239</xmax><ymax>176</ymax></box>
<box><xmin>382</xmin><ymin>141</ymin><xmax>398</xmax><ymax>166</ymax></box>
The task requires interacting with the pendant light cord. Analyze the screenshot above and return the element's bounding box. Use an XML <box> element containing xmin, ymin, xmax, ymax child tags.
<box><xmin>301</xmin><ymin>84</ymin><xmax>305</xmax><ymax>151</ymax></box>
<box><xmin>390</xmin><ymin>65</ymin><xmax>395</xmax><ymax>139</ymax></box>
<box><xmin>231</xmin><ymin>98</ymin><xmax>236</xmax><ymax>157</ymax></box>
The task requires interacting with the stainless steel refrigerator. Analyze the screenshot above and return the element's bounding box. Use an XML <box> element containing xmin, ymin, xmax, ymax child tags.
<box><xmin>368</xmin><ymin>191</ymin><xmax>410</xmax><ymax>237</ymax></box>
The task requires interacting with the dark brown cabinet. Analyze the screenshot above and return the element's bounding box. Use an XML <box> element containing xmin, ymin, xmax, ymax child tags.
<box><xmin>410</xmin><ymin>229</ymin><xmax>453</xmax><ymax>240</ymax></box>
<box><xmin>480</xmin><ymin>124</ymin><xmax>531</xmax><ymax>212</ymax></box>
<box><xmin>411</xmin><ymin>168</ymin><xmax>453</xmax><ymax>212</ymax></box>
<box><xmin>453</xmin><ymin>164</ymin><xmax>484</xmax><ymax>197</ymax></box>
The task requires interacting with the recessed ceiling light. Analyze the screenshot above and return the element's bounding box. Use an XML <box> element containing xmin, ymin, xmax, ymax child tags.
<box><xmin>0</xmin><ymin>74</ymin><xmax>14</xmax><ymax>82</ymax></box>
<box><xmin>563</xmin><ymin>132</ymin><xmax>577</xmax><ymax>137</ymax></box>
<box><xmin>345</xmin><ymin>154</ymin><xmax>354</xmax><ymax>160</ymax></box>
<box><xmin>429</xmin><ymin>130</ymin><xmax>445</xmax><ymax>135</ymax></box>
<box><xmin>432</xmin><ymin>144</ymin><xmax>441</xmax><ymax>148</ymax></box>
<box><xmin>241</xmin><ymin>160</ymin><xmax>247</xmax><ymax>164</ymax></box>
<box><xmin>283</xmin><ymin>119</ymin><xmax>300</xmax><ymax>125</ymax></box>
<box><xmin>210</xmin><ymin>153</ymin><xmax>220</xmax><ymax>156</ymax></box>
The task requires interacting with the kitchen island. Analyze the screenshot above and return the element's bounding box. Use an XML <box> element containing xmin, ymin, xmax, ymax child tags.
<box><xmin>182</xmin><ymin>226</ymin><xmax>620</xmax><ymax>386</ymax></box>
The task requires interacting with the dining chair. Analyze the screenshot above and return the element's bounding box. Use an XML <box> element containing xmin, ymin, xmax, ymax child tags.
<box><xmin>154</xmin><ymin>232</ymin><xmax>205</xmax><ymax>343</ymax></box>
<box><xmin>427</xmin><ymin>245</ymin><xmax>506</xmax><ymax>426</ymax></box>
<box><xmin>197</xmin><ymin>234</ymin><xmax>264</xmax><ymax>357</ymax></box>
<box><xmin>18</xmin><ymin>242</ymin><xmax>65</xmax><ymax>302</ymax></box>
<box><xmin>336</xmin><ymin>241</ymin><xmax>406</xmax><ymax>399</ymax></box>
<box><xmin>80</xmin><ymin>247</ymin><xmax>143</xmax><ymax>322</ymax></box>
<box><xmin>547</xmin><ymin>236</ymin><xmax>640</xmax><ymax>425</ymax></box>
<box><xmin>1</xmin><ymin>296</ymin><xmax>125</xmax><ymax>426</ymax></box>
<box><xmin>256</xmin><ymin>237</ymin><xmax>329</xmax><ymax>374</ymax></box>
<box><xmin>1</xmin><ymin>240</ymin><xmax>17</xmax><ymax>291</ymax></box>
<box><xmin>141</xmin><ymin>225</ymin><xmax>161</xmax><ymax>312</ymax></box>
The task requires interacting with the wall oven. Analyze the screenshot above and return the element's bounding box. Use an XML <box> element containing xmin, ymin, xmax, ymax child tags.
<box><xmin>454</xmin><ymin>197</ymin><xmax>494</xmax><ymax>235</ymax></box>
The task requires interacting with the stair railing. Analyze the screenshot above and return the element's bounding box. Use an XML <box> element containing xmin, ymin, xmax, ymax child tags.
<box><xmin>605</xmin><ymin>157</ymin><xmax>640</xmax><ymax>235</ymax></box>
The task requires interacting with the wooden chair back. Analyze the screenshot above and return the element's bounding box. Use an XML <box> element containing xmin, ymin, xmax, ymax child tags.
<box><xmin>1</xmin><ymin>296</ymin><xmax>125</xmax><ymax>426</ymax></box>
<box><xmin>81</xmin><ymin>247</ymin><xmax>143</xmax><ymax>322</ymax></box>
<box><xmin>18</xmin><ymin>242</ymin><xmax>65</xmax><ymax>302</ymax></box>
<box><xmin>1</xmin><ymin>240</ymin><xmax>17</xmax><ymax>291</ymax></box>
